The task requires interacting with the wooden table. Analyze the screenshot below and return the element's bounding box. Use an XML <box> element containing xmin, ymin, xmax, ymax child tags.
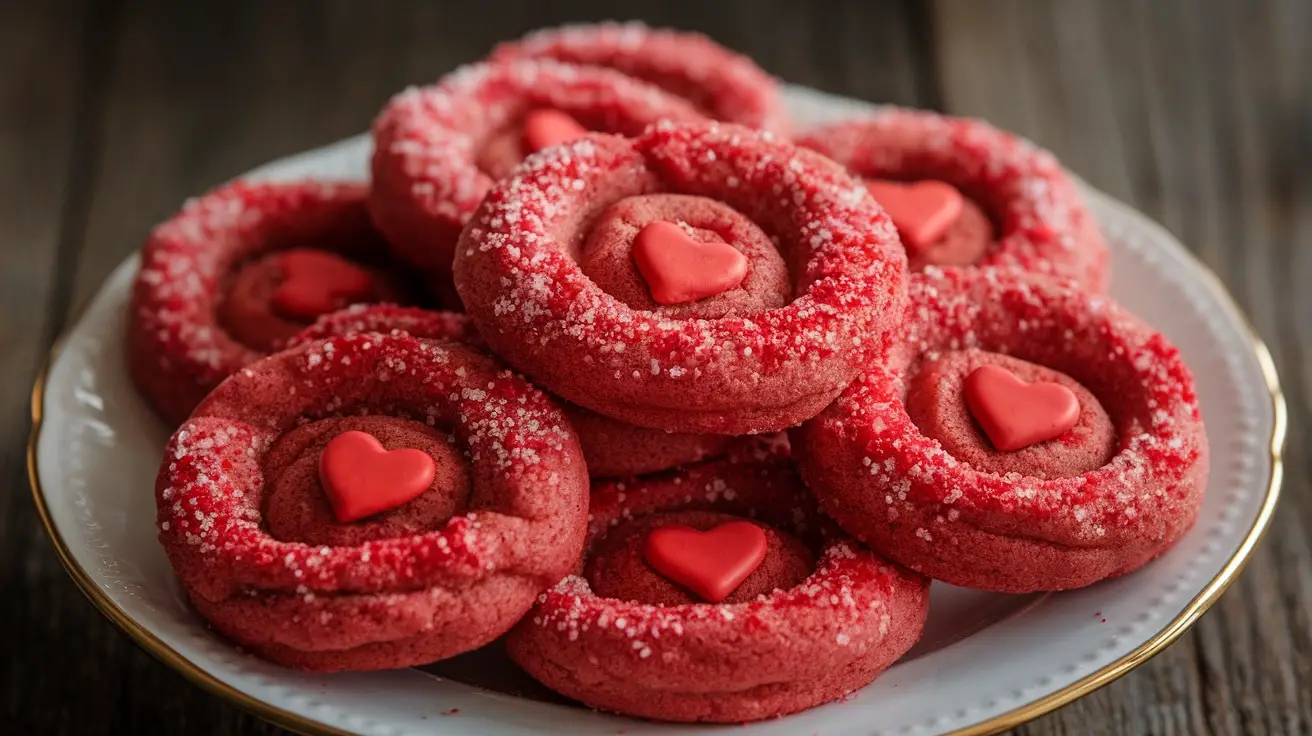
<box><xmin>4</xmin><ymin>1</ymin><xmax>1308</xmax><ymax>733</ymax></box>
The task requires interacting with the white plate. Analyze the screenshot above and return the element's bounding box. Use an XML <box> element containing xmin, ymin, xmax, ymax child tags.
<box><xmin>30</xmin><ymin>86</ymin><xmax>1285</xmax><ymax>736</ymax></box>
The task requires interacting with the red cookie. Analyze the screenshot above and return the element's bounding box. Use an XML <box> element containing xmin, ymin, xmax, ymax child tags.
<box><xmin>505</xmin><ymin>447</ymin><xmax>930</xmax><ymax>722</ymax></box>
<box><xmin>291</xmin><ymin>303</ymin><xmax>480</xmax><ymax>347</ymax></box>
<box><xmin>454</xmin><ymin>123</ymin><xmax>908</xmax><ymax>435</ymax></box>
<box><xmin>369</xmin><ymin>60</ymin><xmax>706</xmax><ymax>280</ymax></box>
<box><xmin>792</xmin><ymin>268</ymin><xmax>1208</xmax><ymax>592</ymax></box>
<box><xmin>490</xmin><ymin>22</ymin><xmax>788</xmax><ymax>132</ymax></box>
<box><xmin>155</xmin><ymin>335</ymin><xmax>589</xmax><ymax>671</ymax></box>
<box><xmin>291</xmin><ymin>305</ymin><xmax>739</xmax><ymax>478</ymax></box>
<box><xmin>564</xmin><ymin>404</ymin><xmax>739</xmax><ymax>478</ymax></box>
<box><xmin>128</xmin><ymin>180</ymin><xmax>426</xmax><ymax>425</ymax></box>
<box><xmin>798</xmin><ymin>109</ymin><xmax>1109</xmax><ymax>290</ymax></box>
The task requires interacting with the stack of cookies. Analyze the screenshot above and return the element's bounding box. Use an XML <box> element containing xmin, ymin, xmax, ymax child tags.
<box><xmin>133</xmin><ymin>22</ymin><xmax>1207</xmax><ymax>724</ymax></box>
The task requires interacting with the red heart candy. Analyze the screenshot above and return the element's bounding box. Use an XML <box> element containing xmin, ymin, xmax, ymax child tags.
<box><xmin>272</xmin><ymin>250</ymin><xmax>376</xmax><ymax>321</ymax></box>
<box><xmin>864</xmin><ymin>179</ymin><xmax>964</xmax><ymax>252</ymax></box>
<box><xmin>642</xmin><ymin>521</ymin><xmax>767</xmax><ymax>603</ymax></box>
<box><xmin>632</xmin><ymin>221</ymin><xmax>749</xmax><ymax>305</ymax></box>
<box><xmin>522</xmin><ymin>109</ymin><xmax>588</xmax><ymax>153</ymax></box>
<box><xmin>964</xmin><ymin>365</ymin><xmax>1080</xmax><ymax>451</ymax></box>
<box><xmin>318</xmin><ymin>430</ymin><xmax>436</xmax><ymax>523</ymax></box>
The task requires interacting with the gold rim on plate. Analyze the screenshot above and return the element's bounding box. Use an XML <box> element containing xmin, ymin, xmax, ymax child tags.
<box><xmin>27</xmin><ymin>216</ymin><xmax>1287</xmax><ymax>736</ymax></box>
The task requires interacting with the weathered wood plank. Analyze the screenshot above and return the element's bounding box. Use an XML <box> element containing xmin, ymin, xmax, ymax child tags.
<box><xmin>1200</xmin><ymin>3</ymin><xmax>1312</xmax><ymax>734</ymax></box>
<box><xmin>0</xmin><ymin>0</ymin><xmax>124</xmax><ymax>733</ymax></box>
<box><xmin>931</xmin><ymin>1</ymin><xmax>1312</xmax><ymax>734</ymax></box>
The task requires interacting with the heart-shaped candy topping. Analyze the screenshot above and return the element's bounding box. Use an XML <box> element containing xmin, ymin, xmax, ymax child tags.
<box><xmin>964</xmin><ymin>365</ymin><xmax>1080</xmax><ymax>451</ymax></box>
<box><xmin>318</xmin><ymin>430</ymin><xmax>436</xmax><ymax>523</ymax></box>
<box><xmin>632</xmin><ymin>221</ymin><xmax>749</xmax><ymax>305</ymax></box>
<box><xmin>864</xmin><ymin>179</ymin><xmax>964</xmax><ymax>252</ymax></box>
<box><xmin>522</xmin><ymin>109</ymin><xmax>588</xmax><ymax>153</ymax></box>
<box><xmin>272</xmin><ymin>250</ymin><xmax>376</xmax><ymax>321</ymax></box>
<box><xmin>642</xmin><ymin>520</ymin><xmax>767</xmax><ymax>603</ymax></box>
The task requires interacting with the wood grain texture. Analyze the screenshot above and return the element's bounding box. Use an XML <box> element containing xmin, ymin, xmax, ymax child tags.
<box><xmin>0</xmin><ymin>1</ymin><xmax>118</xmax><ymax>732</ymax></box>
<box><xmin>4</xmin><ymin>0</ymin><xmax>1308</xmax><ymax>734</ymax></box>
<box><xmin>62</xmin><ymin>0</ymin><xmax>930</xmax><ymax>311</ymax></box>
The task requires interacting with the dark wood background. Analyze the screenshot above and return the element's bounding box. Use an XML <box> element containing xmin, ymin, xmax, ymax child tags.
<box><xmin>3</xmin><ymin>1</ymin><xmax>1309</xmax><ymax>734</ymax></box>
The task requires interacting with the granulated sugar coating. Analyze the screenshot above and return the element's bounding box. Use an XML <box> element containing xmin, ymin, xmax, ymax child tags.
<box><xmin>490</xmin><ymin>22</ymin><xmax>789</xmax><ymax>133</ymax></box>
<box><xmin>454</xmin><ymin>122</ymin><xmax>908</xmax><ymax>435</ymax></box>
<box><xmin>291</xmin><ymin>304</ymin><xmax>742</xmax><ymax>478</ymax></box>
<box><xmin>291</xmin><ymin>303</ymin><xmax>481</xmax><ymax>348</ymax></box>
<box><xmin>369</xmin><ymin>59</ymin><xmax>706</xmax><ymax>278</ymax></box>
<box><xmin>792</xmin><ymin>268</ymin><xmax>1207</xmax><ymax>593</ymax></box>
<box><xmin>154</xmin><ymin>334</ymin><xmax>589</xmax><ymax>671</ymax></box>
<box><xmin>799</xmin><ymin>109</ymin><xmax>1110</xmax><ymax>290</ymax></box>
<box><xmin>505</xmin><ymin>446</ymin><xmax>929</xmax><ymax>723</ymax></box>
<box><xmin>129</xmin><ymin>180</ymin><xmax>419</xmax><ymax>426</ymax></box>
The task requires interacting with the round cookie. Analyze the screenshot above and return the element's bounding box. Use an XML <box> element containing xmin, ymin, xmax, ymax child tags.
<box><xmin>798</xmin><ymin>109</ymin><xmax>1109</xmax><ymax>290</ymax></box>
<box><xmin>155</xmin><ymin>335</ymin><xmax>589</xmax><ymax>671</ymax></box>
<box><xmin>490</xmin><ymin>22</ymin><xmax>788</xmax><ymax>132</ymax></box>
<box><xmin>369</xmin><ymin>59</ymin><xmax>705</xmax><ymax>279</ymax></box>
<box><xmin>506</xmin><ymin>448</ymin><xmax>929</xmax><ymax>722</ymax></box>
<box><xmin>128</xmin><ymin>180</ymin><xmax>426</xmax><ymax>425</ymax></box>
<box><xmin>454</xmin><ymin>122</ymin><xmax>908</xmax><ymax>435</ymax></box>
<box><xmin>792</xmin><ymin>268</ymin><xmax>1208</xmax><ymax>592</ymax></box>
